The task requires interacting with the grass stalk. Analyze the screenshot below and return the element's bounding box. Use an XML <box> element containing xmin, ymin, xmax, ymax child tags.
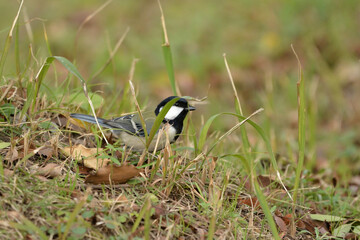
<box><xmin>0</xmin><ymin>0</ymin><xmax>24</xmax><ymax>77</ymax></box>
<box><xmin>144</xmin><ymin>197</ymin><xmax>152</xmax><ymax>240</ymax></box>
<box><xmin>291</xmin><ymin>45</ymin><xmax>306</xmax><ymax>236</ymax></box>
<box><xmin>10</xmin><ymin>216</ymin><xmax>48</xmax><ymax>240</ymax></box>
<box><xmin>307</xmin><ymin>79</ymin><xmax>318</xmax><ymax>170</ymax></box>
<box><xmin>158</xmin><ymin>0</ymin><xmax>177</xmax><ymax>95</ymax></box>
<box><xmin>291</xmin><ymin>45</ymin><xmax>305</xmax><ymax>203</ymax></box>
<box><xmin>131</xmin><ymin>195</ymin><xmax>152</xmax><ymax>233</ymax></box>
<box><xmin>223</xmin><ymin>53</ymin><xmax>255</xmax><ymax>185</ymax></box>
<box><xmin>254</xmin><ymin>180</ymin><xmax>280</xmax><ymax>240</ymax></box>
<box><xmin>60</xmin><ymin>197</ymin><xmax>87</xmax><ymax>240</ymax></box>
<box><xmin>15</xmin><ymin>23</ymin><xmax>20</xmax><ymax>75</ymax></box>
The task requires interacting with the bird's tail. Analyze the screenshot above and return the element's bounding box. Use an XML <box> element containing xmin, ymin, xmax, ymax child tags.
<box><xmin>70</xmin><ymin>113</ymin><xmax>109</xmax><ymax>127</ymax></box>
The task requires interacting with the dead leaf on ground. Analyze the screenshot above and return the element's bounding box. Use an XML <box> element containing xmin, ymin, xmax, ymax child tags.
<box><xmin>152</xmin><ymin>204</ymin><xmax>167</xmax><ymax>219</ymax></box>
<box><xmin>0</xmin><ymin>85</ymin><xmax>26</xmax><ymax>105</ymax></box>
<box><xmin>38</xmin><ymin>146</ymin><xmax>53</xmax><ymax>157</ymax></box>
<box><xmin>36</xmin><ymin>163</ymin><xmax>62</xmax><ymax>178</ymax></box>
<box><xmin>85</xmin><ymin>164</ymin><xmax>141</xmax><ymax>184</ymax></box>
<box><xmin>274</xmin><ymin>214</ymin><xmax>288</xmax><ymax>233</ymax></box>
<box><xmin>243</xmin><ymin>175</ymin><xmax>281</xmax><ymax>192</ymax></box>
<box><xmin>258</xmin><ymin>175</ymin><xmax>281</xmax><ymax>188</ymax></box>
<box><xmin>238</xmin><ymin>196</ymin><xmax>260</xmax><ymax>209</ymax></box>
<box><xmin>349</xmin><ymin>175</ymin><xmax>360</xmax><ymax>195</ymax></box>
<box><xmin>345</xmin><ymin>233</ymin><xmax>358</xmax><ymax>240</ymax></box>
<box><xmin>62</xmin><ymin>144</ymin><xmax>111</xmax><ymax>170</ymax></box>
<box><xmin>115</xmin><ymin>194</ymin><xmax>129</xmax><ymax>203</ymax></box>
<box><xmin>0</xmin><ymin>220</ymin><xmax>10</xmax><ymax>228</ymax></box>
<box><xmin>196</xmin><ymin>228</ymin><xmax>206</xmax><ymax>240</ymax></box>
<box><xmin>78</xmin><ymin>165</ymin><xmax>93</xmax><ymax>175</ymax></box>
<box><xmin>35</xmin><ymin>175</ymin><xmax>50</xmax><ymax>182</ymax></box>
<box><xmin>4</xmin><ymin>148</ymin><xmax>18</xmax><ymax>162</ymax></box>
<box><xmin>283</xmin><ymin>214</ymin><xmax>292</xmax><ymax>225</ymax></box>
<box><xmin>2</xmin><ymin>169</ymin><xmax>14</xmax><ymax>177</ymax></box>
<box><xmin>2</xmin><ymin>211</ymin><xmax>21</xmax><ymax>220</ymax></box>
<box><xmin>296</xmin><ymin>218</ymin><xmax>330</xmax><ymax>235</ymax></box>
<box><xmin>52</xmin><ymin>114</ymin><xmax>68</xmax><ymax>128</ymax></box>
<box><xmin>34</xmin><ymin>145</ymin><xmax>54</xmax><ymax>159</ymax></box>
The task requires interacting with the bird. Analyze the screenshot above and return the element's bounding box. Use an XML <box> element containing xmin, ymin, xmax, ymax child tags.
<box><xmin>70</xmin><ymin>96</ymin><xmax>195</xmax><ymax>152</ymax></box>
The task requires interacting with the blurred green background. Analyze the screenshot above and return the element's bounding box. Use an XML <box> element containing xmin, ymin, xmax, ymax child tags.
<box><xmin>1</xmin><ymin>0</ymin><xmax>360</xmax><ymax>177</ymax></box>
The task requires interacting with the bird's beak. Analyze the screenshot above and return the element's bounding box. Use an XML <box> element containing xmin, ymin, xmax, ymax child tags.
<box><xmin>187</xmin><ymin>105</ymin><xmax>196</xmax><ymax>111</ymax></box>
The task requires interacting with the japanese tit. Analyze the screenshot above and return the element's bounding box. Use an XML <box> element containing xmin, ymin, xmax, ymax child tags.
<box><xmin>70</xmin><ymin>96</ymin><xmax>195</xmax><ymax>152</ymax></box>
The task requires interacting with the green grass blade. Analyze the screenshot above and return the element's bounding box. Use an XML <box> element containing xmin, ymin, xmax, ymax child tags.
<box><xmin>10</xmin><ymin>216</ymin><xmax>48</xmax><ymax>240</ymax></box>
<box><xmin>254</xmin><ymin>180</ymin><xmax>280</xmax><ymax>240</ymax></box>
<box><xmin>144</xmin><ymin>199</ymin><xmax>152</xmax><ymax>240</ymax></box>
<box><xmin>0</xmin><ymin>32</ymin><xmax>11</xmax><ymax>77</ymax></box>
<box><xmin>162</xmin><ymin>43</ymin><xmax>177</xmax><ymax>95</ymax></box>
<box><xmin>158</xmin><ymin>0</ymin><xmax>177</xmax><ymax>95</ymax></box>
<box><xmin>52</xmin><ymin>56</ymin><xmax>85</xmax><ymax>82</ymax></box>
<box><xmin>224</xmin><ymin>55</ymin><xmax>253</xmax><ymax>169</ymax></box>
<box><xmin>15</xmin><ymin>23</ymin><xmax>20</xmax><ymax>75</ymax></box>
<box><xmin>146</xmin><ymin>97</ymin><xmax>179</xmax><ymax>149</ymax></box>
<box><xmin>29</xmin><ymin>56</ymin><xmax>109</xmax><ymax>145</ymax></box>
<box><xmin>60</xmin><ymin>198</ymin><xmax>86</xmax><ymax>240</ymax></box>
<box><xmin>292</xmin><ymin>45</ymin><xmax>306</xmax><ymax>204</ymax></box>
<box><xmin>198</xmin><ymin>113</ymin><xmax>222</xmax><ymax>151</ymax></box>
<box><xmin>198</xmin><ymin>111</ymin><xmax>291</xmax><ymax>199</ymax></box>
<box><xmin>131</xmin><ymin>196</ymin><xmax>151</xmax><ymax>233</ymax></box>
<box><xmin>199</xmin><ymin>112</ymin><xmax>279</xmax><ymax>168</ymax></box>
<box><xmin>206</xmin><ymin>109</ymin><xmax>263</xmax><ymax>156</ymax></box>
<box><xmin>221</xmin><ymin>153</ymin><xmax>250</xmax><ymax>174</ymax></box>
<box><xmin>0</xmin><ymin>0</ymin><xmax>24</xmax><ymax>77</ymax></box>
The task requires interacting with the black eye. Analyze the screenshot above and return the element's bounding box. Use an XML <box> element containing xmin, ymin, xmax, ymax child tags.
<box><xmin>174</xmin><ymin>103</ymin><xmax>179</xmax><ymax>106</ymax></box>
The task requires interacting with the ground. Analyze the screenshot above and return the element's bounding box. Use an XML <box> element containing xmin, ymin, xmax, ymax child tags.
<box><xmin>1</xmin><ymin>1</ymin><xmax>360</xmax><ymax>239</ymax></box>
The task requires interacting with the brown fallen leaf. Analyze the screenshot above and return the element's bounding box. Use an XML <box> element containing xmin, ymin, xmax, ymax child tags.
<box><xmin>258</xmin><ymin>175</ymin><xmax>281</xmax><ymax>188</ymax></box>
<box><xmin>274</xmin><ymin>214</ymin><xmax>288</xmax><ymax>233</ymax></box>
<box><xmin>33</xmin><ymin>146</ymin><xmax>54</xmax><ymax>163</ymax></box>
<box><xmin>35</xmin><ymin>175</ymin><xmax>50</xmax><ymax>182</ymax></box>
<box><xmin>243</xmin><ymin>175</ymin><xmax>282</xmax><ymax>192</ymax></box>
<box><xmin>62</xmin><ymin>145</ymin><xmax>111</xmax><ymax>170</ymax></box>
<box><xmin>36</xmin><ymin>146</ymin><xmax>54</xmax><ymax>158</ymax></box>
<box><xmin>296</xmin><ymin>218</ymin><xmax>330</xmax><ymax>235</ymax></box>
<box><xmin>51</xmin><ymin>114</ymin><xmax>68</xmax><ymax>128</ymax></box>
<box><xmin>3</xmin><ymin>169</ymin><xmax>14</xmax><ymax>177</ymax></box>
<box><xmin>83</xmin><ymin>157</ymin><xmax>111</xmax><ymax>170</ymax></box>
<box><xmin>283</xmin><ymin>214</ymin><xmax>292</xmax><ymax>225</ymax></box>
<box><xmin>85</xmin><ymin>164</ymin><xmax>141</xmax><ymax>184</ymax></box>
<box><xmin>36</xmin><ymin>163</ymin><xmax>62</xmax><ymax>178</ymax></box>
<box><xmin>4</xmin><ymin>147</ymin><xmax>18</xmax><ymax>163</ymax></box>
<box><xmin>152</xmin><ymin>204</ymin><xmax>167</xmax><ymax>219</ymax></box>
<box><xmin>350</xmin><ymin>176</ymin><xmax>360</xmax><ymax>186</ymax></box>
<box><xmin>0</xmin><ymin>220</ymin><xmax>10</xmax><ymax>228</ymax></box>
<box><xmin>345</xmin><ymin>233</ymin><xmax>358</xmax><ymax>240</ymax></box>
<box><xmin>115</xmin><ymin>194</ymin><xmax>129</xmax><ymax>203</ymax></box>
<box><xmin>196</xmin><ymin>228</ymin><xmax>206</xmax><ymax>240</ymax></box>
<box><xmin>238</xmin><ymin>196</ymin><xmax>260</xmax><ymax>209</ymax></box>
<box><xmin>78</xmin><ymin>165</ymin><xmax>93</xmax><ymax>175</ymax></box>
<box><xmin>3</xmin><ymin>211</ymin><xmax>21</xmax><ymax>220</ymax></box>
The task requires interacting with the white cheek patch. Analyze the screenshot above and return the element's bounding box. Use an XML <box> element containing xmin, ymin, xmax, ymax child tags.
<box><xmin>162</xmin><ymin>106</ymin><xmax>184</xmax><ymax>120</ymax></box>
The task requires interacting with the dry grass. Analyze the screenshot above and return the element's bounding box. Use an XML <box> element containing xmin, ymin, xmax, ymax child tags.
<box><xmin>1</xmin><ymin>1</ymin><xmax>360</xmax><ymax>239</ymax></box>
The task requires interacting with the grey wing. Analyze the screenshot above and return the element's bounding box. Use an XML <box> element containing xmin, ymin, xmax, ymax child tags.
<box><xmin>103</xmin><ymin>118</ymin><xmax>138</xmax><ymax>136</ymax></box>
<box><xmin>109</xmin><ymin>114</ymin><xmax>158</xmax><ymax>137</ymax></box>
